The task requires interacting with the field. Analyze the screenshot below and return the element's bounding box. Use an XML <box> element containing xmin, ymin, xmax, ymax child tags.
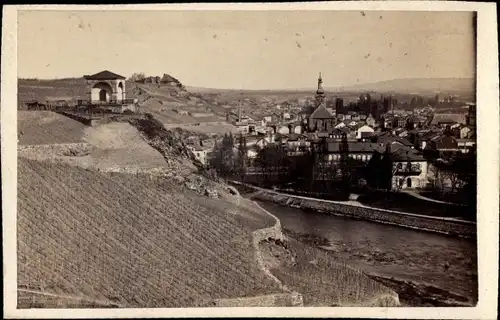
<box><xmin>18</xmin><ymin>157</ymin><xmax>282</xmax><ymax>308</ymax></box>
<box><xmin>18</xmin><ymin>78</ymin><xmax>89</xmax><ymax>102</ymax></box>
<box><xmin>18</xmin><ymin>78</ymin><xmax>235</xmax><ymax>131</ymax></box>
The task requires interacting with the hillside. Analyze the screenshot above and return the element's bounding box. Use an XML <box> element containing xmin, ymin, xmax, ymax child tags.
<box><xmin>17</xmin><ymin>157</ymin><xmax>398</xmax><ymax>308</ymax></box>
<box><xmin>18</xmin><ymin>76</ymin><xmax>235</xmax><ymax>131</ymax></box>
<box><xmin>17</xmin><ymin>157</ymin><xmax>282</xmax><ymax>308</ymax></box>
<box><xmin>18</xmin><ymin>118</ymin><xmax>176</xmax><ymax>173</ymax></box>
<box><xmin>18</xmin><ymin>78</ymin><xmax>89</xmax><ymax>103</ymax></box>
<box><xmin>18</xmin><ymin>111</ymin><xmax>88</xmax><ymax>145</ymax></box>
<box><xmin>333</xmin><ymin>78</ymin><xmax>475</xmax><ymax>96</ymax></box>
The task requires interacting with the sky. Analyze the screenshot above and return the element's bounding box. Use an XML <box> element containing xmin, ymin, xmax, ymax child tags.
<box><xmin>17</xmin><ymin>10</ymin><xmax>476</xmax><ymax>90</ymax></box>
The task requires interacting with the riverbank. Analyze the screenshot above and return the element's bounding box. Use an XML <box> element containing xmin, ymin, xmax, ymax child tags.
<box><xmin>279</xmin><ymin>228</ymin><xmax>474</xmax><ymax>307</ymax></box>
<box><xmin>250</xmin><ymin>201</ymin><xmax>401</xmax><ymax>307</ymax></box>
<box><xmin>255</xmin><ymin>200</ymin><xmax>477</xmax><ymax>307</ymax></box>
<box><xmin>367</xmin><ymin>275</ymin><xmax>472</xmax><ymax>307</ymax></box>
<box><xmin>231</xmin><ymin>182</ymin><xmax>476</xmax><ymax>239</ymax></box>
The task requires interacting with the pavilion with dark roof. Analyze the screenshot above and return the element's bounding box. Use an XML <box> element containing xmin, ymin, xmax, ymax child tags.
<box><xmin>83</xmin><ymin>70</ymin><xmax>127</xmax><ymax>103</ymax></box>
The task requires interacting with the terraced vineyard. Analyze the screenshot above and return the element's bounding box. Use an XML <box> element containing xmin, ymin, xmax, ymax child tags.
<box><xmin>18</xmin><ymin>158</ymin><xmax>282</xmax><ymax>308</ymax></box>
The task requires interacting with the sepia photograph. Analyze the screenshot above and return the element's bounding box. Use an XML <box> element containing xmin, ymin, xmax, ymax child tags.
<box><xmin>2</xmin><ymin>2</ymin><xmax>498</xmax><ymax>319</ymax></box>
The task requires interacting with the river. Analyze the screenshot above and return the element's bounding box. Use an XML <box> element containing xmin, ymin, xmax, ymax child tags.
<box><xmin>255</xmin><ymin>200</ymin><xmax>478</xmax><ymax>306</ymax></box>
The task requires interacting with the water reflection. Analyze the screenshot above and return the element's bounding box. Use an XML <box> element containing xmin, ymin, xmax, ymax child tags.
<box><xmin>257</xmin><ymin>201</ymin><xmax>477</xmax><ymax>302</ymax></box>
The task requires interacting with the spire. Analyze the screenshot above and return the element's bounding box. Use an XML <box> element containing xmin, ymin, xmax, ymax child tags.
<box><xmin>316</xmin><ymin>72</ymin><xmax>324</xmax><ymax>94</ymax></box>
<box><xmin>315</xmin><ymin>72</ymin><xmax>326</xmax><ymax>108</ymax></box>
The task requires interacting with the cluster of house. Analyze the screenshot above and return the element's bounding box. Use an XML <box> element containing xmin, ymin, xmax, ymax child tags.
<box><xmin>184</xmin><ymin>135</ymin><xmax>216</xmax><ymax>166</ymax></box>
<box><xmin>134</xmin><ymin>73</ymin><xmax>185</xmax><ymax>88</ymax></box>
<box><xmin>185</xmin><ymin>73</ymin><xmax>476</xmax><ymax>191</ymax></box>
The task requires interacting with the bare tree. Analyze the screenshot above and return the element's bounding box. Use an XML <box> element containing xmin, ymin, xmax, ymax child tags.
<box><xmin>434</xmin><ymin>167</ymin><xmax>450</xmax><ymax>194</ymax></box>
<box><xmin>447</xmin><ymin>170</ymin><xmax>466</xmax><ymax>193</ymax></box>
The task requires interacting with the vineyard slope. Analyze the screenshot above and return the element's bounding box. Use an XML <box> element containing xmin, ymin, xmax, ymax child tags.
<box><xmin>17</xmin><ymin>157</ymin><xmax>282</xmax><ymax>308</ymax></box>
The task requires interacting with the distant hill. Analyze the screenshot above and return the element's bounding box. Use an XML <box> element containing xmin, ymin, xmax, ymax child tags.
<box><xmin>188</xmin><ymin>78</ymin><xmax>475</xmax><ymax>97</ymax></box>
<box><xmin>186</xmin><ymin>86</ymin><xmax>312</xmax><ymax>95</ymax></box>
<box><xmin>331</xmin><ymin>78</ymin><xmax>475</xmax><ymax>96</ymax></box>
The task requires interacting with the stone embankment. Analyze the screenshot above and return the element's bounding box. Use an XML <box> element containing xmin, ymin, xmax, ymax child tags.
<box><xmin>249</xmin><ymin>201</ymin><xmax>304</xmax><ymax>306</ymax></box>
<box><xmin>232</xmin><ymin>182</ymin><xmax>476</xmax><ymax>239</ymax></box>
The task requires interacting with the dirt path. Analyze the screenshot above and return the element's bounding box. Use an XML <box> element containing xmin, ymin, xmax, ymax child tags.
<box><xmin>402</xmin><ymin>190</ymin><xmax>464</xmax><ymax>206</ymax></box>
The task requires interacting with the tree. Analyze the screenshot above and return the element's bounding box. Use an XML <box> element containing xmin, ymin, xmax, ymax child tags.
<box><xmin>208</xmin><ymin>133</ymin><xmax>235</xmax><ymax>177</ymax></box>
<box><xmin>235</xmin><ymin>133</ymin><xmax>248</xmax><ymax>181</ymax></box>
<box><xmin>129</xmin><ymin>72</ymin><xmax>146</xmax><ymax>82</ymax></box>
<box><xmin>379</xmin><ymin>144</ymin><xmax>395</xmax><ymax>190</ymax></box>
<box><xmin>255</xmin><ymin>143</ymin><xmax>288</xmax><ymax>188</ymax></box>
<box><xmin>288</xmin><ymin>150</ymin><xmax>314</xmax><ymax>190</ymax></box>
<box><xmin>366</xmin><ymin>152</ymin><xmax>383</xmax><ymax>189</ymax></box>
<box><xmin>339</xmin><ymin>133</ymin><xmax>351</xmax><ymax>196</ymax></box>
<box><xmin>428</xmin><ymin>164</ymin><xmax>446</xmax><ymax>194</ymax></box>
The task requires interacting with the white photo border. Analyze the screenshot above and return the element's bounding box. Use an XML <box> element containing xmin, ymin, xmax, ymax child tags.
<box><xmin>2</xmin><ymin>2</ymin><xmax>498</xmax><ymax>319</ymax></box>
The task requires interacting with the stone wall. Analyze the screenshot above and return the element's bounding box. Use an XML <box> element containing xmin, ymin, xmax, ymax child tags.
<box><xmin>18</xmin><ymin>143</ymin><xmax>92</xmax><ymax>157</ymax></box>
<box><xmin>250</xmin><ymin>202</ymin><xmax>288</xmax><ymax>290</ymax></box>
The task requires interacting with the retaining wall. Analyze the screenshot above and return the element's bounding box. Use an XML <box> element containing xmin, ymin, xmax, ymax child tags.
<box><xmin>234</xmin><ymin>182</ymin><xmax>476</xmax><ymax>239</ymax></box>
<box><xmin>18</xmin><ymin>143</ymin><xmax>92</xmax><ymax>156</ymax></box>
<box><xmin>250</xmin><ymin>202</ymin><xmax>288</xmax><ymax>290</ymax></box>
<box><xmin>56</xmin><ymin>111</ymin><xmax>92</xmax><ymax>126</ymax></box>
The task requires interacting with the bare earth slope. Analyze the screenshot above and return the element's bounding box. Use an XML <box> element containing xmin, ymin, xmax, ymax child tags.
<box><xmin>81</xmin><ymin>122</ymin><xmax>169</xmax><ymax>171</ymax></box>
<box><xmin>18</xmin><ymin>111</ymin><xmax>88</xmax><ymax>145</ymax></box>
<box><xmin>18</xmin><ymin>119</ymin><xmax>176</xmax><ymax>173</ymax></box>
<box><xmin>17</xmin><ymin>158</ymin><xmax>282</xmax><ymax>308</ymax></box>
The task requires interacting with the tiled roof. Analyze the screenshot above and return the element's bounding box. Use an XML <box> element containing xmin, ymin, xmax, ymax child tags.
<box><xmin>431</xmin><ymin>113</ymin><xmax>466</xmax><ymax>125</ymax></box>
<box><xmin>419</xmin><ymin>130</ymin><xmax>442</xmax><ymax>140</ymax></box>
<box><xmin>287</xmin><ymin>133</ymin><xmax>306</xmax><ymax>141</ymax></box>
<box><xmin>330</xmin><ymin>128</ymin><xmax>349</xmax><ymax>135</ymax></box>
<box><xmin>392</xmin><ymin>148</ymin><xmax>426</xmax><ymax>162</ymax></box>
<box><xmin>325</xmin><ymin>142</ymin><xmax>385</xmax><ymax>153</ymax></box>
<box><xmin>360</xmin><ymin>131</ymin><xmax>375</xmax><ymax>138</ymax></box>
<box><xmin>304</xmin><ymin>132</ymin><xmax>318</xmax><ymax>140</ymax></box>
<box><xmin>310</xmin><ymin>105</ymin><xmax>334</xmax><ymax>119</ymax></box>
<box><xmin>84</xmin><ymin>70</ymin><xmax>126</xmax><ymax>80</ymax></box>
<box><xmin>250</xmin><ymin>114</ymin><xmax>263</xmax><ymax>121</ymax></box>
<box><xmin>352</xmin><ymin>123</ymin><xmax>370</xmax><ymax>130</ymax></box>
<box><xmin>375</xmin><ymin>132</ymin><xmax>413</xmax><ymax>147</ymax></box>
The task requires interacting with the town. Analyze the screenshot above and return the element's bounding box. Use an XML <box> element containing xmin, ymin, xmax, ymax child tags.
<box><xmin>180</xmin><ymin>73</ymin><xmax>477</xmax><ymax>211</ymax></box>
<box><xmin>18</xmin><ymin>68</ymin><xmax>477</xmax><ymax>220</ymax></box>
<box><xmin>16</xmin><ymin>69</ymin><xmax>478</xmax><ymax>309</ymax></box>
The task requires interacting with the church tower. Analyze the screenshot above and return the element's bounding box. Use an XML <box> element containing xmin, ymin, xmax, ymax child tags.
<box><xmin>315</xmin><ymin>72</ymin><xmax>326</xmax><ymax>107</ymax></box>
